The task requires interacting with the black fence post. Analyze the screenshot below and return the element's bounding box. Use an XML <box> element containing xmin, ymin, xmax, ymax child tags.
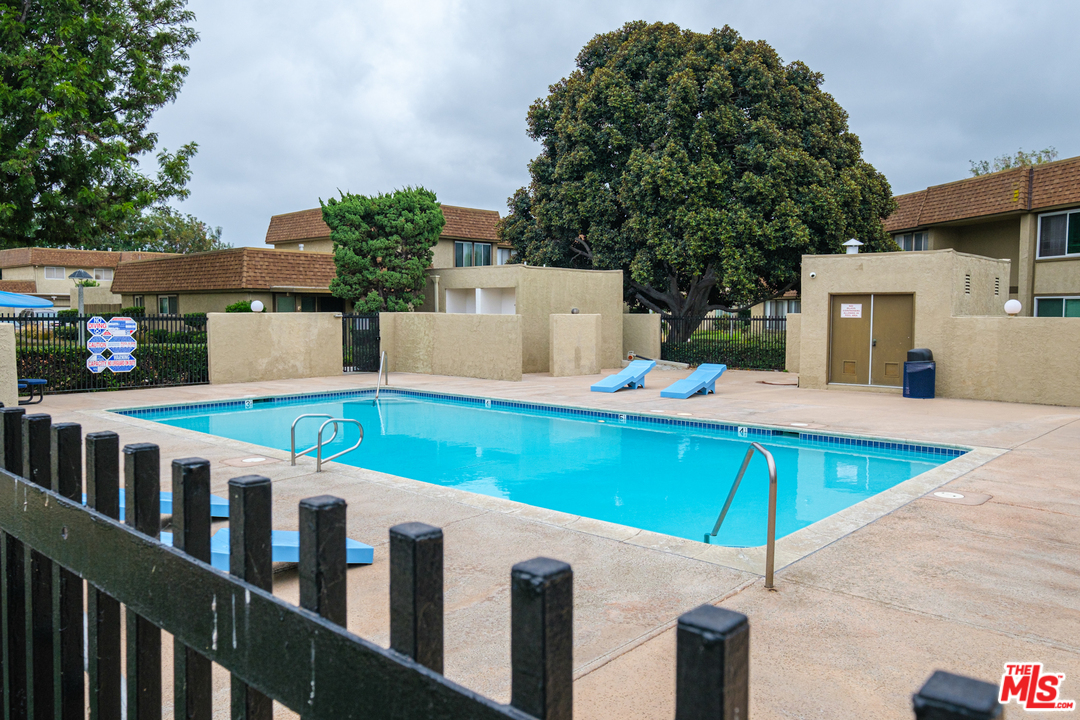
<box><xmin>674</xmin><ymin>604</ymin><xmax>749</xmax><ymax>720</ymax></box>
<box><xmin>51</xmin><ymin>422</ymin><xmax>84</xmax><ymax>720</ymax></box>
<box><xmin>299</xmin><ymin>495</ymin><xmax>347</xmax><ymax>627</ymax></box>
<box><xmin>0</xmin><ymin>407</ymin><xmax>26</xmax><ymax>720</ymax></box>
<box><xmin>124</xmin><ymin>443</ymin><xmax>162</xmax><ymax>720</ymax></box>
<box><xmin>172</xmin><ymin>458</ymin><xmax>213</xmax><ymax>720</ymax></box>
<box><xmin>389</xmin><ymin>522</ymin><xmax>443</xmax><ymax>673</ymax></box>
<box><xmin>22</xmin><ymin>414</ymin><xmax>54</xmax><ymax>720</ymax></box>
<box><xmin>913</xmin><ymin>671</ymin><xmax>1002</xmax><ymax>720</ymax></box>
<box><xmin>510</xmin><ymin>557</ymin><xmax>573</xmax><ymax>720</ymax></box>
<box><xmin>228</xmin><ymin>475</ymin><xmax>273</xmax><ymax>720</ymax></box>
<box><xmin>85</xmin><ymin>431</ymin><xmax>122</xmax><ymax>720</ymax></box>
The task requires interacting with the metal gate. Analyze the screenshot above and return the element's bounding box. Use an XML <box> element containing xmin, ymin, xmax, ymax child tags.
<box><xmin>342</xmin><ymin>313</ymin><xmax>381</xmax><ymax>372</ymax></box>
<box><xmin>660</xmin><ymin>315</ymin><xmax>787</xmax><ymax>370</ymax></box>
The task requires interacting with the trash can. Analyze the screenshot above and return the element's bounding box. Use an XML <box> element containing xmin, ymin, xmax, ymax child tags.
<box><xmin>903</xmin><ymin>348</ymin><xmax>935</xmax><ymax>399</ymax></box>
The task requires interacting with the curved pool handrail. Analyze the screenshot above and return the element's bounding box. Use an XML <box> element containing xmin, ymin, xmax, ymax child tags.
<box><xmin>316</xmin><ymin>418</ymin><xmax>363</xmax><ymax>472</ymax></box>
<box><xmin>291</xmin><ymin>414</ymin><xmax>339</xmax><ymax>466</ymax></box>
<box><xmin>707</xmin><ymin>441</ymin><xmax>778</xmax><ymax>589</ymax></box>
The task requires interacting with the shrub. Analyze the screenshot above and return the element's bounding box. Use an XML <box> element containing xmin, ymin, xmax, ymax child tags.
<box><xmin>225</xmin><ymin>300</ymin><xmax>252</xmax><ymax>313</ymax></box>
<box><xmin>120</xmin><ymin>306</ymin><xmax>146</xmax><ymax>316</ymax></box>
<box><xmin>57</xmin><ymin>309</ymin><xmax>80</xmax><ymax>317</ymax></box>
<box><xmin>183</xmin><ymin>312</ymin><xmax>207</xmax><ymax>329</ymax></box>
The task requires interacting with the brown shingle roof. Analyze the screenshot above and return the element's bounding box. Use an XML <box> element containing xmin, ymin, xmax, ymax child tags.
<box><xmin>111</xmin><ymin>248</ymin><xmax>337</xmax><ymax>294</ymax></box>
<box><xmin>264</xmin><ymin>204</ymin><xmax>503</xmax><ymax>245</ymax></box>
<box><xmin>0</xmin><ymin>280</ymin><xmax>37</xmax><ymax>294</ymax></box>
<box><xmin>884</xmin><ymin>155</ymin><xmax>1080</xmax><ymax>232</ymax></box>
<box><xmin>0</xmin><ymin>248</ymin><xmax>174</xmax><ymax>269</ymax></box>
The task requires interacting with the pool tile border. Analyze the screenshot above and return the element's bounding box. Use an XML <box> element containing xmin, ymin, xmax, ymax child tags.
<box><xmin>114</xmin><ymin>387</ymin><xmax>968</xmax><ymax>459</ymax></box>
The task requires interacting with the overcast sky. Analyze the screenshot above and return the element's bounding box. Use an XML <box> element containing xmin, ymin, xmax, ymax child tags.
<box><xmin>147</xmin><ymin>0</ymin><xmax>1080</xmax><ymax>247</ymax></box>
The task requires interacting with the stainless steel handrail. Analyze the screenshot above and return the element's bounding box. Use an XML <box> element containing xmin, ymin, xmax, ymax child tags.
<box><xmin>374</xmin><ymin>351</ymin><xmax>388</xmax><ymax>401</ymax></box>
<box><xmin>316</xmin><ymin>418</ymin><xmax>363</xmax><ymax>471</ymax></box>
<box><xmin>706</xmin><ymin>441</ymin><xmax>778</xmax><ymax>589</ymax></box>
<box><xmin>290</xmin><ymin>414</ymin><xmax>339</xmax><ymax>466</ymax></box>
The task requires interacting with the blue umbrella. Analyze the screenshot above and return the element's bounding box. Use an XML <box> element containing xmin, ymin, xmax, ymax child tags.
<box><xmin>0</xmin><ymin>291</ymin><xmax>52</xmax><ymax>309</ymax></box>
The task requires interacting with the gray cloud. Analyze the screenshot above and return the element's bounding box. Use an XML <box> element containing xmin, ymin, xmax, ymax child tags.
<box><xmin>146</xmin><ymin>0</ymin><xmax>1080</xmax><ymax>247</ymax></box>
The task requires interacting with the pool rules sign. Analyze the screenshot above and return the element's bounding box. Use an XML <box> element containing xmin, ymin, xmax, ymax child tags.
<box><xmin>86</xmin><ymin>316</ymin><xmax>138</xmax><ymax>373</ymax></box>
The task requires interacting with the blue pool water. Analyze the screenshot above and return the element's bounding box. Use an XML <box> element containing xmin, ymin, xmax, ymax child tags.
<box><xmin>121</xmin><ymin>390</ymin><xmax>963</xmax><ymax>546</ymax></box>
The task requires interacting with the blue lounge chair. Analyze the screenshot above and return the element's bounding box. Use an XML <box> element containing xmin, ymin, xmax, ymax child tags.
<box><xmin>160</xmin><ymin>529</ymin><xmax>374</xmax><ymax>571</ymax></box>
<box><xmin>660</xmin><ymin>364</ymin><xmax>727</xmax><ymax>399</ymax></box>
<box><xmin>591</xmin><ymin>359</ymin><xmax>657</xmax><ymax>393</ymax></box>
<box><xmin>83</xmin><ymin>490</ymin><xmax>230</xmax><ymax>521</ymax></box>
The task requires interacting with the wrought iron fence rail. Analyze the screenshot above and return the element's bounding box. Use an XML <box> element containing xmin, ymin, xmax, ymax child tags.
<box><xmin>342</xmin><ymin>313</ymin><xmax>381</xmax><ymax>373</ymax></box>
<box><xmin>0</xmin><ymin>313</ymin><xmax>208</xmax><ymax>393</ymax></box>
<box><xmin>660</xmin><ymin>315</ymin><xmax>787</xmax><ymax>370</ymax></box>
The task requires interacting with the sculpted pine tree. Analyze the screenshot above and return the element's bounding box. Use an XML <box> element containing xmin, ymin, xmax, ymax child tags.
<box><xmin>323</xmin><ymin>188</ymin><xmax>445</xmax><ymax>312</ymax></box>
<box><xmin>0</xmin><ymin>0</ymin><xmax>200</xmax><ymax>247</ymax></box>
<box><xmin>501</xmin><ymin>22</ymin><xmax>896</xmax><ymax>331</ymax></box>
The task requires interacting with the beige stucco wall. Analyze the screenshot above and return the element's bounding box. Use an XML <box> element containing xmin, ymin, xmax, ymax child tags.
<box><xmin>0</xmin><ymin>324</ymin><xmax>16</xmax><ymax>408</ymax></box>
<box><xmin>431</xmin><ymin>239</ymin><xmax>455</xmax><ymax>269</ymax></box>
<box><xmin>798</xmin><ymin>250</ymin><xmax>1009</xmax><ymax>390</ymax></box>
<box><xmin>69</xmin><ymin>286</ymin><xmax>121</xmax><ymax>309</ymax></box>
<box><xmin>549</xmin><ymin>314</ymin><xmax>601</xmax><ymax>377</ymax></box>
<box><xmin>207</xmin><ymin>312</ymin><xmax>342</xmax><ymax>384</ymax></box>
<box><xmin>622</xmin><ymin>313</ymin><xmax>660</xmax><ymax>360</ymax></box>
<box><xmin>380</xmin><ymin>312</ymin><xmax>522</xmax><ymax>381</ymax></box>
<box><xmin>936</xmin><ymin>317</ymin><xmax>1080</xmax><ymax>406</ymax></box>
<box><xmin>1032</xmin><ymin>258</ymin><xmax>1080</xmax><ymax>296</ymax></box>
<box><xmin>123</xmin><ymin>292</ymin><xmax>275</xmax><ymax>314</ymax></box>
<box><xmin>785</xmin><ymin>312</ymin><xmax>801</xmax><ymax>373</ymax></box>
<box><xmin>420</xmin><ymin>265</ymin><xmax>623</xmax><ymax>373</ymax></box>
<box><xmin>929</xmin><ymin>218</ymin><xmax>1021</xmax><ymax>287</ymax></box>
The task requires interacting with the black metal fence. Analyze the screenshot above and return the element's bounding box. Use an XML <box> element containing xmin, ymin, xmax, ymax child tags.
<box><xmin>342</xmin><ymin>313</ymin><xmax>381</xmax><ymax>372</ymax></box>
<box><xmin>1</xmin><ymin>314</ymin><xmax>208</xmax><ymax>394</ymax></box>
<box><xmin>0</xmin><ymin>409</ymin><xmax>1000</xmax><ymax>720</ymax></box>
<box><xmin>661</xmin><ymin>315</ymin><xmax>787</xmax><ymax>370</ymax></box>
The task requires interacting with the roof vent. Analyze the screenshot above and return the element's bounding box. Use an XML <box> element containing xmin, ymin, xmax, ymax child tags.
<box><xmin>843</xmin><ymin>239</ymin><xmax>863</xmax><ymax>255</ymax></box>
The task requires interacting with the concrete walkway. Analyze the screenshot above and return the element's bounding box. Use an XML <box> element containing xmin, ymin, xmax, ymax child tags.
<box><xmin>31</xmin><ymin>369</ymin><xmax>1080</xmax><ymax>719</ymax></box>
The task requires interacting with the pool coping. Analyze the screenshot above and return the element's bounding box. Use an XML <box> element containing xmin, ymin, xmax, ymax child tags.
<box><xmin>99</xmin><ymin>384</ymin><xmax>1006</xmax><ymax>579</ymax></box>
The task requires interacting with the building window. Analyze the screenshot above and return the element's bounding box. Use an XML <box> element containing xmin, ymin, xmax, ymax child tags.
<box><xmin>276</xmin><ymin>295</ymin><xmax>296</xmax><ymax>313</ymax></box>
<box><xmin>1035</xmin><ymin>296</ymin><xmax>1080</xmax><ymax>317</ymax></box>
<box><xmin>44</xmin><ymin>266</ymin><xmax>66</xmax><ymax>279</ymax></box>
<box><xmin>455</xmin><ymin>241</ymin><xmax>492</xmax><ymax>267</ymax></box>
<box><xmin>158</xmin><ymin>295</ymin><xmax>178</xmax><ymax>314</ymax></box>
<box><xmin>1037</xmin><ymin>210</ymin><xmax>1080</xmax><ymax>258</ymax></box>
<box><xmin>895</xmin><ymin>232</ymin><xmax>928</xmax><ymax>251</ymax></box>
<box><xmin>133</xmin><ymin>295</ymin><xmax>144</xmax><ymax>308</ymax></box>
<box><xmin>497</xmin><ymin>248</ymin><xmax>513</xmax><ymax>265</ymax></box>
<box><xmin>94</xmin><ymin>268</ymin><xmax>114</xmax><ymax>281</ymax></box>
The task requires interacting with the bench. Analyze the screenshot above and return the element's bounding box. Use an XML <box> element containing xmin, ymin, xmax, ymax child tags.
<box><xmin>18</xmin><ymin>378</ymin><xmax>47</xmax><ymax>405</ymax></box>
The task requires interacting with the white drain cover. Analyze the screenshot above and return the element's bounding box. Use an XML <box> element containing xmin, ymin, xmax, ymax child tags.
<box><xmin>933</xmin><ymin>491</ymin><xmax>965</xmax><ymax>499</ymax></box>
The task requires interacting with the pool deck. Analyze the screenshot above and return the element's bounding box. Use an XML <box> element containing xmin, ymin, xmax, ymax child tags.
<box><xmin>33</xmin><ymin>369</ymin><xmax>1080</xmax><ymax>719</ymax></box>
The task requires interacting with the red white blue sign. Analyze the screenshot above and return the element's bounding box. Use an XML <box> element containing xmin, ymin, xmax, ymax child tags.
<box><xmin>87</xmin><ymin>337</ymin><xmax>109</xmax><ymax>354</ymax></box>
<box><xmin>106</xmin><ymin>317</ymin><xmax>138</xmax><ymax>336</ymax></box>
<box><xmin>87</xmin><ymin>316</ymin><xmax>108</xmax><ymax>336</ymax></box>
<box><xmin>106</xmin><ymin>335</ymin><xmax>137</xmax><ymax>354</ymax></box>
<box><xmin>106</xmin><ymin>354</ymin><xmax>137</xmax><ymax>373</ymax></box>
<box><xmin>86</xmin><ymin>354</ymin><xmax>108</xmax><ymax>374</ymax></box>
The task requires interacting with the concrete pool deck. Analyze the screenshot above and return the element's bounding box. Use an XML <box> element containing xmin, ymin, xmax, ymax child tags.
<box><xmin>30</xmin><ymin>368</ymin><xmax>1080</xmax><ymax>719</ymax></box>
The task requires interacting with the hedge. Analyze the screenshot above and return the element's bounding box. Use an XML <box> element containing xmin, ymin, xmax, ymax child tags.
<box><xmin>18</xmin><ymin>345</ymin><xmax>208</xmax><ymax>393</ymax></box>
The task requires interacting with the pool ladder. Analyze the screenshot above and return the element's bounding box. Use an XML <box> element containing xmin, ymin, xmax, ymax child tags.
<box><xmin>705</xmin><ymin>442</ymin><xmax>778</xmax><ymax>589</ymax></box>
<box><xmin>291</xmin><ymin>414</ymin><xmax>364</xmax><ymax>472</ymax></box>
<box><xmin>374</xmin><ymin>351</ymin><xmax>388</xmax><ymax>401</ymax></box>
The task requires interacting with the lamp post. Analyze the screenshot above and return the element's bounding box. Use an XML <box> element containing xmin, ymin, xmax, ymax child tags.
<box><xmin>69</xmin><ymin>269</ymin><xmax>93</xmax><ymax>345</ymax></box>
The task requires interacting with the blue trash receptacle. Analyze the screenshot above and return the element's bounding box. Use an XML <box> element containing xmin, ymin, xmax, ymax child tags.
<box><xmin>904</xmin><ymin>361</ymin><xmax>936</xmax><ymax>399</ymax></box>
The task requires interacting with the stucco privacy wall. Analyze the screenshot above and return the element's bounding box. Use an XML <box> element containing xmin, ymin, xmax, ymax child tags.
<box><xmin>937</xmin><ymin>317</ymin><xmax>1080</xmax><ymax>406</ymax></box>
<box><xmin>380</xmin><ymin>313</ymin><xmax>523</xmax><ymax>382</ymax></box>
<box><xmin>420</xmin><ymin>265</ymin><xmax>623</xmax><ymax>373</ymax></box>
<box><xmin>785</xmin><ymin>312</ymin><xmax>801</xmax><ymax>373</ymax></box>
<box><xmin>798</xmin><ymin>250</ymin><xmax>1009</xmax><ymax>391</ymax></box>
<box><xmin>0</xmin><ymin>324</ymin><xmax>16</xmax><ymax>409</ymax></box>
<box><xmin>549</xmin><ymin>314</ymin><xmax>601</xmax><ymax>377</ymax></box>
<box><xmin>122</xmin><ymin>292</ymin><xmax>275</xmax><ymax>315</ymax></box>
<box><xmin>68</xmin><ymin>286</ymin><xmax>121</xmax><ymax>308</ymax></box>
<box><xmin>622</xmin><ymin>313</ymin><xmax>661</xmax><ymax>360</ymax></box>
<box><xmin>207</xmin><ymin>313</ymin><xmax>342</xmax><ymax>384</ymax></box>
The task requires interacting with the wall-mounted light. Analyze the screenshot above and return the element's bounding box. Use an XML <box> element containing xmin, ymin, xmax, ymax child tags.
<box><xmin>1004</xmin><ymin>299</ymin><xmax>1021</xmax><ymax>316</ymax></box>
<box><xmin>251</xmin><ymin>300</ymin><xmax>265</xmax><ymax>313</ymax></box>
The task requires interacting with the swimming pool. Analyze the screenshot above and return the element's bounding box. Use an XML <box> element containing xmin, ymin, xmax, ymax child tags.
<box><xmin>118</xmin><ymin>389</ymin><xmax>965</xmax><ymax>547</ymax></box>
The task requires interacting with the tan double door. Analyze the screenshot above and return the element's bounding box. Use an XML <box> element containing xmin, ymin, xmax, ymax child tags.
<box><xmin>829</xmin><ymin>294</ymin><xmax>914</xmax><ymax>386</ymax></box>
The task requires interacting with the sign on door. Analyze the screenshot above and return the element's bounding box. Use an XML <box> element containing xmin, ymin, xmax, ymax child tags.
<box><xmin>840</xmin><ymin>303</ymin><xmax>862</xmax><ymax>319</ymax></box>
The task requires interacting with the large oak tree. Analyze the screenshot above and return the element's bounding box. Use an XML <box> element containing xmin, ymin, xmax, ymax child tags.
<box><xmin>0</xmin><ymin>0</ymin><xmax>199</xmax><ymax>248</ymax></box>
<box><xmin>501</xmin><ymin>22</ymin><xmax>896</xmax><ymax>324</ymax></box>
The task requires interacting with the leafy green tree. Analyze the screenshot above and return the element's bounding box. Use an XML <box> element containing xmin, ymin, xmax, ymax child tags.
<box><xmin>102</xmin><ymin>207</ymin><xmax>229</xmax><ymax>253</ymax></box>
<box><xmin>322</xmin><ymin>187</ymin><xmax>445</xmax><ymax>312</ymax></box>
<box><xmin>500</xmin><ymin>22</ymin><xmax>896</xmax><ymax>327</ymax></box>
<box><xmin>969</xmin><ymin>147</ymin><xmax>1057</xmax><ymax>176</ymax></box>
<box><xmin>0</xmin><ymin>0</ymin><xmax>199</xmax><ymax>248</ymax></box>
